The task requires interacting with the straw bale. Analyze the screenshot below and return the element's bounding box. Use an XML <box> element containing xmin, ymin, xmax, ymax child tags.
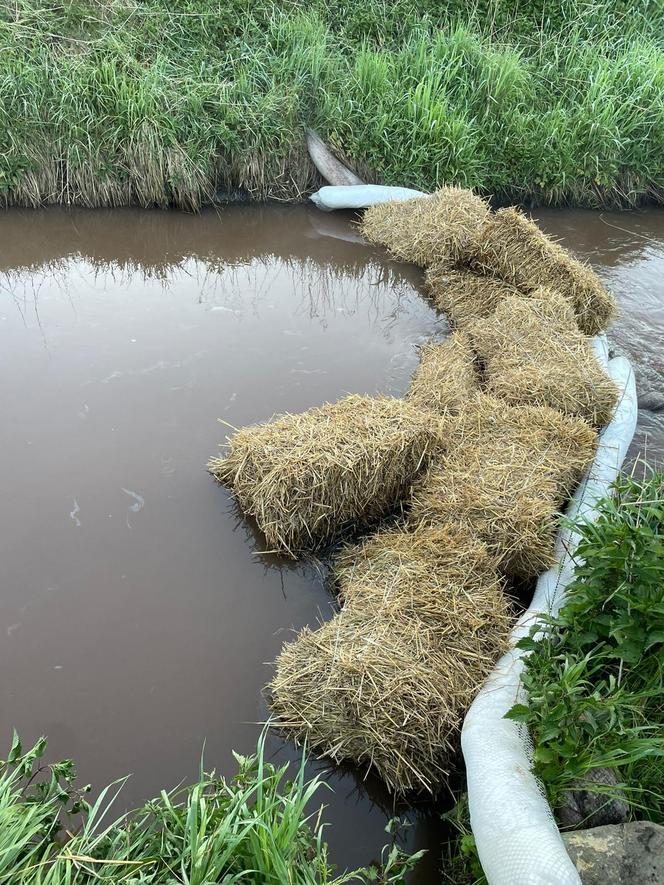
<box><xmin>407</xmin><ymin>331</ymin><xmax>478</xmax><ymax>415</ymax></box>
<box><xmin>425</xmin><ymin>265</ymin><xmax>524</xmax><ymax>329</ymax></box>
<box><xmin>208</xmin><ymin>394</ymin><xmax>442</xmax><ymax>556</ymax></box>
<box><xmin>334</xmin><ymin>521</ymin><xmax>504</xmax><ymax>623</ymax></box>
<box><xmin>467</xmin><ymin>292</ymin><xmax>619</xmax><ymax>426</ymax></box>
<box><xmin>359</xmin><ymin>187</ymin><xmax>490</xmax><ymax>267</ymax></box>
<box><xmin>470</xmin><ymin>207</ymin><xmax>616</xmax><ymax>335</ymax></box>
<box><xmin>410</xmin><ymin>394</ymin><xmax>598</xmax><ymax>577</ymax></box>
<box><xmin>270</xmin><ymin>555</ymin><xmax>511</xmax><ymax>793</ymax></box>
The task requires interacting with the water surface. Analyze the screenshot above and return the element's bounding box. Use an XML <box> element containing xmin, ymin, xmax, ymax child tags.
<box><xmin>0</xmin><ymin>205</ymin><xmax>446</xmax><ymax>878</ymax></box>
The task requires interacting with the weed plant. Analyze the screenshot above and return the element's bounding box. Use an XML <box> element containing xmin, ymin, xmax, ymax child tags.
<box><xmin>507</xmin><ymin>469</ymin><xmax>664</xmax><ymax>822</ymax></box>
<box><xmin>0</xmin><ymin>730</ymin><xmax>422</xmax><ymax>884</ymax></box>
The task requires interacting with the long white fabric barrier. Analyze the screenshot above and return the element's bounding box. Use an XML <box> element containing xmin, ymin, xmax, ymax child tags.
<box><xmin>310</xmin><ymin>184</ymin><xmax>426</xmax><ymax>211</ymax></box>
<box><xmin>461</xmin><ymin>353</ymin><xmax>638</xmax><ymax>885</ymax></box>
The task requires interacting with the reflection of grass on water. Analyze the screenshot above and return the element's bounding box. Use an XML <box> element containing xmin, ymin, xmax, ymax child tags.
<box><xmin>0</xmin><ymin>1</ymin><xmax>661</xmax><ymax>209</ymax></box>
<box><xmin>0</xmin><ymin>257</ymin><xmax>422</xmax><ymax>339</ymax></box>
<box><xmin>0</xmin><ymin>729</ymin><xmax>422</xmax><ymax>883</ymax></box>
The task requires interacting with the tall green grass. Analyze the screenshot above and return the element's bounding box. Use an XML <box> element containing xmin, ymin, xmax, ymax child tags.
<box><xmin>0</xmin><ymin>1</ymin><xmax>662</xmax><ymax>208</ymax></box>
<box><xmin>0</xmin><ymin>730</ymin><xmax>422</xmax><ymax>884</ymax></box>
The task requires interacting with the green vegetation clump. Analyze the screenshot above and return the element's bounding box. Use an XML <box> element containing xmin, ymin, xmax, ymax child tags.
<box><xmin>507</xmin><ymin>469</ymin><xmax>664</xmax><ymax>822</ymax></box>
<box><xmin>0</xmin><ymin>730</ymin><xmax>421</xmax><ymax>884</ymax></box>
<box><xmin>0</xmin><ymin>1</ymin><xmax>662</xmax><ymax>208</ymax></box>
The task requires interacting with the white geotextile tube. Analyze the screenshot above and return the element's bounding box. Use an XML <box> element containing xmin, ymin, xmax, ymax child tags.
<box><xmin>309</xmin><ymin>184</ymin><xmax>426</xmax><ymax>210</ymax></box>
<box><xmin>461</xmin><ymin>351</ymin><xmax>637</xmax><ymax>885</ymax></box>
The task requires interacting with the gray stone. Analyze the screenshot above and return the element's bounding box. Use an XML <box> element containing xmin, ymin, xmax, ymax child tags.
<box><xmin>563</xmin><ymin>821</ymin><xmax>664</xmax><ymax>884</ymax></box>
<box><xmin>558</xmin><ymin>767</ymin><xmax>630</xmax><ymax>829</ymax></box>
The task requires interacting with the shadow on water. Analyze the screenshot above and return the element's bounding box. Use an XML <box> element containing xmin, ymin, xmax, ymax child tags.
<box><xmin>0</xmin><ymin>204</ymin><xmax>662</xmax><ymax>881</ymax></box>
<box><xmin>0</xmin><ymin>205</ymin><xmax>394</xmax><ymax>277</ymax></box>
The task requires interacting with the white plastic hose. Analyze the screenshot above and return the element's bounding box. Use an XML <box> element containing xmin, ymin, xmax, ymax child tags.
<box><xmin>461</xmin><ymin>352</ymin><xmax>638</xmax><ymax>885</ymax></box>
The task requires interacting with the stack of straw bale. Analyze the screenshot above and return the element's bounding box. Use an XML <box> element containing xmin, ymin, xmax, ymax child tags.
<box><xmin>410</xmin><ymin>394</ymin><xmax>598</xmax><ymax>577</ymax></box>
<box><xmin>208</xmin><ymin>394</ymin><xmax>442</xmax><ymax>556</ymax></box>
<box><xmin>212</xmin><ymin>186</ymin><xmax>623</xmax><ymax>796</ymax></box>
<box><xmin>407</xmin><ymin>331</ymin><xmax>478</xmax><ymax>414</ymax></box>
<box><xmin>359</xmin><ymin>186</ymin><xmax>489</xmax><ymax>267</ymax></box>
<box><xmin>468</xmin><ymin>207</ymin><xmax>616</xmax><ymax>335</ymax></box>
<box><xmin>467</xmin><ymin>291</ymin><xmax>619</xmax><ymax>426</ymax></box>
<box><xmin>270</xmin><ymin>522</ymin><xmax>512</xmax><ymax>793</ymax></box>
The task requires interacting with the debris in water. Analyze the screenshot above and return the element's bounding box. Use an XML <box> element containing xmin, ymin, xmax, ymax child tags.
<box><xmin>69</xmin><ymin>499</ymin><xmax>81</xmax><ymax>527</ymax></box>
<box><xmin>122</xmin><ymin>488</ymin><xmax>145</xmax><ymax>528</ymax></box>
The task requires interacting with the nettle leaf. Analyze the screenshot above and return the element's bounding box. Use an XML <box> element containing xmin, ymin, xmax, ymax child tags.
<box><xmin>539</xmin><ymin>762</ymin><xmax>564</xmax><ymax>782</ymax></box>
<box><xmin>534</xmin><ymin>746</ymin><xmax>558</xmax><ymax>765</ymax></box>
<box><xmin>539</xmin><ymin>722</ymin><xmax>562</xmax><ymax>743</ymax></box>
<box><xmin>547</xmin><ymin>702</ymin><xmax>569</xmax><ymax>722</ymax></box>
<box><xmin>516</xmin><ymin>636</ymin><xmax>541</xmax><ymax>652</ymax></box>
<box><xmin>614</xmin><ymin>640</ymin><xmax>646</xmax><ymax>664</ymax></box>
<box><xmin>7</xmin><ymin>730</ymin><xmax>22</xmax><ymax>764</ymax></box>
<box><xmin>504</xmin><ymin>703</ymin><xmax>531</xmax><ymax>723</ymax></box>
<box><xmin>646</xmin><ymin>630</ymin><xmax>664</xmax><ymax>650</ymax></box>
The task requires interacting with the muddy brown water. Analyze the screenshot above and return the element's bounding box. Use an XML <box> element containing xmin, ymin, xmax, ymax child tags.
<box><xmin>0</xmin><ymin>204</ymin><xmax>662</xmax><ymax>880</ymax></box>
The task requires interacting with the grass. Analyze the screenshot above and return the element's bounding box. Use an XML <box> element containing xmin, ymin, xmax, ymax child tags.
<box><xmin>0</xmin><ymin>1</ymin><xmax>662</xmax><ymax>208</ymax></box>
<box><xmin>0</xmin><ymin>729</ymin><xmax>423</xmax><ymax>884</ymax></box>
<box><xmin>507</xmin><ymin>468</ymin><xmax>664</xmax><ymax>824</ymax></box>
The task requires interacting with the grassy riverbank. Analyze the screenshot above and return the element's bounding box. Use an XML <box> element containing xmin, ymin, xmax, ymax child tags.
<box><xmin>510</xmin><ymin>468</ymin><xmax>664</xmax><ymax>824</ymax></box>
<box><xmin>1</xmin><ymin>1</ymin><xmax>662</xmax><ymax>209</ymax></box>
<box><xmin>442</xmin><ymin>470</ymin><xmax>664</xmax><ymax>883</ymax></box>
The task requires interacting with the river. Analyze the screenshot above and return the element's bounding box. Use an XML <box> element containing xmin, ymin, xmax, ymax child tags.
<box><xmin>0</xmin><ymin>203</ymin><xmax>662</xmax><ymax>880</ymax></box>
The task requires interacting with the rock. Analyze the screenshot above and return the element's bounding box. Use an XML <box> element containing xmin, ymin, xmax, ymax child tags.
<box><xmin>563</xmin><ymin>821</ymin><xmax>664</xmax><ymax>884</ymax></box>
<box><xmin>638</xmin><ymin>390</ymin><xmax>664</xmax><ymax>412</ymax></box>
<box><xmin>558</xmin><ymin>767</ymin><xmax>630</xmax><ymax>829</ymax></box>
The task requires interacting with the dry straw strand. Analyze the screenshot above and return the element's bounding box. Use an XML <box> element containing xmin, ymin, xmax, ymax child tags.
<box><xmin>334</xmin><ymin>521</ymin><xmax>504</xmax><ymax>620</ymax></box>
<box><xmin>407</xmin><ymin>331</ymin><xmax>478</xmax><ymax>415</ymax></box>
<box><xmin>359</xmin><ymin>187</ymin><xmax>490</xmax><ymax>267</ymax></box>
<box><xmin>208</xmin><ymin>394</ymin><xmax>442</xmax><ymax>556</ymax></box>
<box><xmin>469</xmin><ymin>207</ymin><xmax>616</xmax><ymax>335</ymax></box>
<box><xmin>467</xmin><ymin>291</ymin><xmax>619</xmax><ymax>426</ymax></box>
